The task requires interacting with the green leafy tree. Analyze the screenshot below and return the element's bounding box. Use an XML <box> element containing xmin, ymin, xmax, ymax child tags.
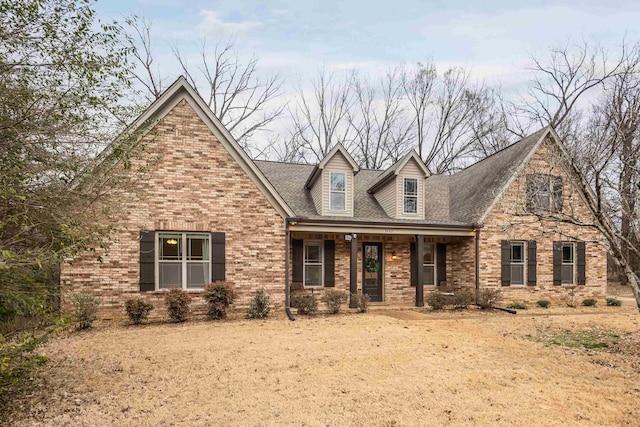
<box><xmin>0</xmin><ymin>0</ymin><xmax>137</xmax><ymax>403</ymax></box>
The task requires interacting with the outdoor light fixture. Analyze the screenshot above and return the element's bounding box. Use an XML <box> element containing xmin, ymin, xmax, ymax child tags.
<box><xmin>166</xmin><ymin>239</ymin><xmax>178</xmax><ymax>245</ymax></box>
<box><xmin>391</xmin><ymin>251</ymin><xmax>397</xmax><ymax>260</ymax></box>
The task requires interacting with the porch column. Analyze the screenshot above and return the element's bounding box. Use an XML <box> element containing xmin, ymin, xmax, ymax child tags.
<box><xmin>416</xmin><ymin>234</ymin><xmax>424</xmax><ymax>307</ymax></box>
<box><xmin>349</xmin><ymin>233</ymin><xmax>358</xmax><ymax>308</ymax></box>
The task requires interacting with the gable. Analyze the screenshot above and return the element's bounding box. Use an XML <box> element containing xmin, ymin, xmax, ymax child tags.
<box><xmin>482</xmin><ymin>134</ymin><xmax>596</xmax><ymax>226</ymax></box>
<box><xmin>129</xmin><ymin>99</ymin><xmax>287</xmax><ymax>228</ymax></box>
<box><xmin>107</xmin><ymin>77</ymin><xmax>293</xmax><ymax>219</ymax></box>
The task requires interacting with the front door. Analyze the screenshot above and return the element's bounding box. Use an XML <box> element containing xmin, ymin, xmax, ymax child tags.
<box><xmin>363</xmin><ymin>242</ymin><xmax>383</xmax><ymax>302</ymax></box>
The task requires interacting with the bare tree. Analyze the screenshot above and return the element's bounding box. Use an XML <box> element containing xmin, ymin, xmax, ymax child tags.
<box><xmin>124</xmin><ymin>17</ymin><xmax>284</xmax><ymax>153</ymax></box>
<box><xmin>400</xmin><ymin>62</ymin><xmax>436</xmax><ymax>159</ymax></box>
<box><xmin>510</xmin><ymin>41</ymin><xmax>628</xmax><ymax>143</ymax></box>
<box><xmin>347</xmin><ymin>69</ymin><xmax>414</xmax><ymax>169</ymax></box>
<box><xmin>399</xmin><ymin>64</ymin><xmax>506</xmax><ymax>173</ymax></box>
<box><xmin>286</xmin><ymin>70</ymin><xmax>354</xmax><ymax>163</ymax></box>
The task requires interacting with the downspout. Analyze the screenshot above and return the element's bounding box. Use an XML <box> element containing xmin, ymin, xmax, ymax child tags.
<box><xmin>475</xmin><ymin>227</ymin><xmax>480</xmax><ymax>305</ymax></box>
<box><xmin>284</xmin><ymin>219</ymin><xmax>295</xmax><ymax>321</ymax></box>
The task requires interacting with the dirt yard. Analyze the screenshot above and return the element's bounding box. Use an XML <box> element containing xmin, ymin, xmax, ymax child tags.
<box><xmin>7</xmin><ymin>304</ymin><xmax>640</xmax><ymax>426</ymax></box>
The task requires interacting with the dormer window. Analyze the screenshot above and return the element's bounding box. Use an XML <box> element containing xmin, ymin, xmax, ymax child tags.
<box><xmin>330</xmin><ymin>172</ymin><xmax>346</xmax><ymax>211</ymax></box>
<box><xmin>403</xmin><ymin>178</ymin><xmax>418</xmax><ymax>214</ymax></box>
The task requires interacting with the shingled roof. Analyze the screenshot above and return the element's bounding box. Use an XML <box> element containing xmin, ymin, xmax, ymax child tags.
<box><xmin>255</xmin><ymin>127</ymin><xmax>549</xmax><ymax>226</ymax></box>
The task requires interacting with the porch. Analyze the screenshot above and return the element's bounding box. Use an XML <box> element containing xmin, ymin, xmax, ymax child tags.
<box><xmin>286</xmin><ymin>224</ymin><xmax>479</xmax><ymax>308</ymax></box>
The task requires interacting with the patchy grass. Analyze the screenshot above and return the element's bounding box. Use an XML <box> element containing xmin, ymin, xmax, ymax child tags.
<box><xmin>533</xmin><ymin>328</ymin><xmax>620</xmax><ymax>350</ymax></box>
<box><xmin>5</xmin><ymin>307</ymin><xmax>640</xmax><ymax>426</ymax></box>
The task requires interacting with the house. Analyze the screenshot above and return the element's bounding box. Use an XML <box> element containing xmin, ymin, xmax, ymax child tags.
<box><xmin>61</xmin><ymin>77</ymin><xmax>607</xmax><ymax>318</ymax></box>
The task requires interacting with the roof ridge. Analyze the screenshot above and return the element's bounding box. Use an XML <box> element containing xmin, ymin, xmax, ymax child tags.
<box><xmin>254</xmin><ymin>159</ymin><xmax>313</xmax><ymax>166</ymax></box>
<box><xmin>453</xmin><ymin>126</ymin><xmax>549</xmax><ymax>174</ymax></box>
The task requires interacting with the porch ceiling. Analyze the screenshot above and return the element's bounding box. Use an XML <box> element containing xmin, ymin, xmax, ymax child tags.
<box><xmin>288</xmin><ymin>220</ymin><xmax>476</xmax><ymax>237</ymax></box>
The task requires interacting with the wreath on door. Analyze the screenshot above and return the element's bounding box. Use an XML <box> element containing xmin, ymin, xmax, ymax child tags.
<box><xmin>365</xmin><ymin>257</ymin><xmax>380</xmax><ymax>273</ymax></box>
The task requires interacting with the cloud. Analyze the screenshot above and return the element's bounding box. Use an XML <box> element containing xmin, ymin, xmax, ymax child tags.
<box><xmin>197</xmin><ymin>10</ymin><xmax>263</xmax><ymax>37</ymax></box>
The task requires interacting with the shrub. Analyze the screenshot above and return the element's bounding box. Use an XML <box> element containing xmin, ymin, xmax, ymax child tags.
<box><xmin>537</xmin><ymin>300</ymin><xmax>551</xmax><ymax>308</ymax></box>
<box><xmin>291</xmin><ymin>293</ymin><xmax>318</xmax><ymax>315</ymax></box>
<box><xmin>351</xmin><ymin>293</ymin><xmax>371</xmax><ymax>313</ymax></box>
<box><xmin>246</xmin><ymin>289</ymin><xmax>271</xmax><ymax>319</ymax></box>
<box><xmin>203</xmin><ymin>282</ymin><xmax>235</xmax><ymax>320</ymax></box>
<box><xmin>0</xmin><ymin>333</ymin><xmax>48</xmax><ymax>408</ymax></box>
<box><xmin>426</xmin><ymin>291</ymin><xmax>447</xmax><ymax>310</ymax></box>
<box><xmin>125</xmin><ymin>298</ymin><xmax>154</xmax><ymax>325</ymax></box>
<box><xmin>452</xmin><ymin>289</ymin><xmax>474</xmax><ymax>309</ymax></box>
<box><xmin>477</xmin><ymin>289</ymin><xmax>502</xmax><ymax>310</ymax></box>
<box><xmin>164</xmin><ymin>288</ymin><xmax>192</xmax><ymax>322</ymax></box>
<box><xmin>582</xmin><ymin>298</ymin><xmax>597</xmax><ymax>307</ymax></box>
<box><xmin>321</xmin><ymin>290</ymin><xmax>348</xmax><ymax>314</ymax></box>
<box><xmin>506</xmin><ymin>303</ymin><xmax>527</xmax><ymax>310</ymax></box>
<box><xmin>71</xmin><ymin>292</ymin><xmax>100</xmax><ymax>330</ymax></box>
<box><xmin>606</xmin><ymin>297</ymin><xmax>622</xmax><ymax>307</ymax></box>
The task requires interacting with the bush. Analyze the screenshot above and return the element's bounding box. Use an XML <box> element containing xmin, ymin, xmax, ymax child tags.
<box><xmin>125</xmin><ymin>298</ymin><xmax>154</xmax><ymax>325</ymax></box>
<box><xmin>351</xmin><ymin>293</ymin><xmax>371</xmax><ymax>313</ymax></box>
<box><xmin>426</xmin><ymin>291</ymin><xmax>447</xmax><ymax>310</ymax></box>
<box><xmin>477</xmin><ymin>289</ymin><xmax>502</xmax><ymax>310</ymax></box>
<box><xmin>246</xmin><ymin>289</ymin><xmax>271</xmax><ymax>319</ymax></box>
<box><xmin>321</xmin><ymin>290</ymin><xmax>348</xmax><ymax>314</ymax></box>
<box><xmin>291</xmin><ymin>293</ymin><xmax>318</xmax><ymax>315</ymax></box>
<box><xmin>582</xmin><ymin>298</ymin><xmax>597</xmax><ymax>307</ymax></box>
<box><xmin>71</xmin><ymin>292</ymin><xmax>100</xmax><ymax>330</ymax></box>
<box><xmin>606</xmin><ymin>297</ymin><xmax>622</xmax><ymax>307</ymax></box>
<box><xmin>452</xmin><ymin>289</ymin><xmax>474</xmax><ymax>309</ymax></box>
<box><xmin>536</xmin><ymin>300</ymin><xmax>551</xmax><ymax>308</ymax></box>
<box><xmin>506</xmin><ymin>303</ymin><xmax>527</xmax><ymax>310</ymax></box>
<box><xmin>0</xmin><ymin>333</ymin><xmax>48</xmax><ymax>408</ymax></box>
<box><xmin>164</xmin><ymin>288</ymin><xmax>192</xmax><ymax>323</ymax></box>
<box><xmin>203</xmin><ymin>282</ymin><xmax>235</xmax><ymax>320</ymax></box>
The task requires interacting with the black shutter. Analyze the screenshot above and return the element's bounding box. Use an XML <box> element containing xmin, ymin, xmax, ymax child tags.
<box><xmin>324</xmin><ymin>240</ymin><xmax>335</xmax><ymax>287</ymax></box>
<box><xmin>553</xmin><ymin>241</ymin><xmax>562</xmax><ymax>285</ymax></box>
<box><xmin>577</xmin><ymin>241</ymin><xmax>586</xmax><ymax>285</ymax></box>
<box><xmin>211</xmin><ymin>232</ymin><xmax>226</xmax><ymax>282</ymax></box>
<box><xmin>552</xmin><ymin>176</ymin><xmax>563</xmax><ymax>213</ymax></box>
<box><xmin>139</xmin><ymin>231</ymin><xmax>155</xmax><ymax>292</ymax></box>
<box><xmin>527</xmin><ymin>241</ymin><xmax>537</xmax><ymax>286</ymax></box>
<box><xmin>292</xmin><ymin>239</ymin><xmax>303</xmax><ymax>283</ymax></box>
<box><xmin>525</xmin><ymin>175</ymin><xmax>534</xmax><ymax>212</ymax></box>
<box><xmin>501</xmin><ymin>240</ymin><xmax>511</xmax><ymax>286</ymax></box>
<box><xmin>436</xmin><ymin>243</ymin><xmax>446</xmax><ymax>286</ymax></box>
<box><xmin>410</xmin><ymin>242</ymin><xmax>417</xmax><ymax>287</ymax></box>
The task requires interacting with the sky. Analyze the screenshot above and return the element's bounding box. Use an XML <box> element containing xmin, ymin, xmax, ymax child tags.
<box><xmin>96</xmin><ymin>0</ymin><xmax>640</xmax><ymax>87</ymax></box>
<box><xmin>94</xmin><ymin>0</ymin><xmax>640</xmax><ymax>156</ymax></box>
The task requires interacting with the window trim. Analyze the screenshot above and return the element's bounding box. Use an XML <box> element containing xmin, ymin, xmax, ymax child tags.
<box><xmin>329</xmin><ymin>171</ymin><xmax>347</xmax><ymax>211</ymax></box>
<box><xmin>403</xmin><ymin>177</ymin><xmax>419</xmax><ymax>214</ymax></box>
<box><xmin>509</xmin><ymin>241</ymin><xmax>526</xmax><ymax>286</ymax></box>
<box><xmin>155</xmin><ymin>232</ymin><xmax>211</xmax><ymax>291</ymax></box>
<box><xmin>527</xmin><ymin>173</ymin><xmax>562</xmax><ymax>214</ymax></box>
<box><xmin>422</xmin><ymin>242</ymin><xmax>436</xmax><ymax>286</ymax></box>
<box><xmin>561</xmin><ymin>242</ymin><xmax>576</xmax><ymax>285</ymax></box>
<box><xmin>303</xmin><ymin>240</ymin><xmax>324</xmax><ymax>288</ymax></box>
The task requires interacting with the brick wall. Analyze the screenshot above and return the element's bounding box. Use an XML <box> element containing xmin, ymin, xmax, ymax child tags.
<box><xmin>61</xmin><ymin>99</ymin><xmax>286</xmax><ymax>319</ymax></box>
<box><xmin>478</xmin><ymin>136</ymin><xmax>607</xmax><ymax>305</ymax></box>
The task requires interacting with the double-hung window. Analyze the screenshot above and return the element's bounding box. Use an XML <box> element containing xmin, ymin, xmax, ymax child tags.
<box><xmin>304</xmin><ymin>241</ymin><xmax>323</xmax><ymax>287</ymax></box>
<box><xmin>158</xmin><ymin>232</ymin><xmax>210</xmax><ymax>290</ymax></box>
<box><xmin>510</xmin><ymin>241</ymin><xmax>525</xmax><ymax>285</ymax></box>
<box><xmin>330</xmin><ymin>172</ymin><xmax>346</xmax><ymax>211</ymax></box>
<box><xmin>403</xmin><ymin>178</ymin><xmax>418</xmax><ymax>214</ymax></box>
<box><xmin>561</xmin><ymin>242</ymin><xmax>575</xmax><ymax>285</ymax></box>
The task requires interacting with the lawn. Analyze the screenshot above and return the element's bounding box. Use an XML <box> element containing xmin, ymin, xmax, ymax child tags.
<box><xmin>7</xmin><ymin>306</ymin><xmax>640</xmax><ymax>426</ymax></box>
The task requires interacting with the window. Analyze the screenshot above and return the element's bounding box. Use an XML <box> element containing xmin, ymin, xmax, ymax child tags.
<box><xmin>423</xmin><ymin>243</ymin><xmax>436</xmax><ymax>286</ymax></box>
<box><xmin>304</xmin><ymin>241</ymin><xmax>323</xmax><ymax>287</ymax></box>
<box><xmin>157</xmin><ymin>233</ymin><xmax>210</xmax><ymax>290</ymax></box>
<box><xmin>510</xmin><ymin>241</ymin><xmax>525</xmax><ymax>285</ymax></box>
<box><xmin>562</xmin><ymin>242</ymin><xmax>575</xmax><ymax>285</ymax></box>
<box><xmin>329</xmin><ymin>172</ymin><xmax>346</xmax><ymax>211</ymax></box>
<box><xmin>526</xmin><ymin>174</ymin><xmax>562</xmax><ymax>213</ymax></box>
<box><xmin>403</xmin><ymin>178</ymin><xmax>418</xmax><ymax>214</ymax></box>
